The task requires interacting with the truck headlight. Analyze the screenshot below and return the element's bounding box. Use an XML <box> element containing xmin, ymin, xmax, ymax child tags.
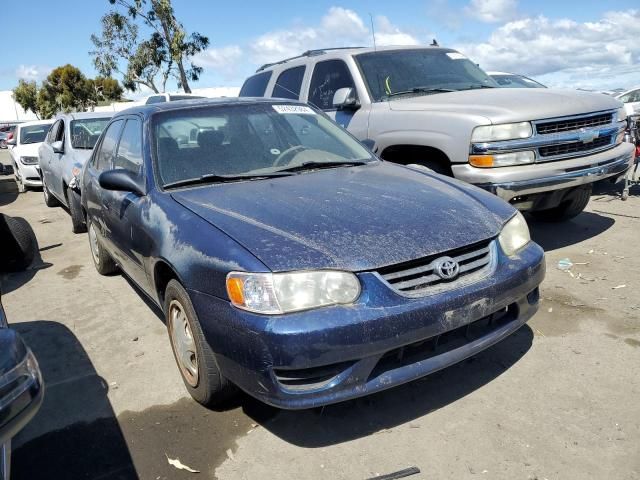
<box><xmin>617</xmin><ymin>107</ymin><xmax>627</xmax><ymax>122</ymax></box>
<box><xmin>469</xmin><ymin>150</ymin><xmax>535</xmax><ymax>168</ymax></box>
<box><xmin>471</xmin><ymin>122</ymin><xmax>533</xmax><ymax>142</ymax></box>
<box><xmin>226</xmin><ymin>271</ymin><xmax>361</xmax><ymax>314</ymax></box>
<box><xmin>499</xmin><ymin>211</ymin><xmax>530</xmax><ymax>256</ymax></box>
<box><xmin>20</xmin><ymin>156</ymin><xmax>38</xmax><ymax>165</ymax></box>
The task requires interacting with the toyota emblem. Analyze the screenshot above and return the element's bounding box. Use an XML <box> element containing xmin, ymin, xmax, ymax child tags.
<box><xmin>434</xmin><ymin>256</ymin><xmax>460</xmax><ymax>280</ymax></box>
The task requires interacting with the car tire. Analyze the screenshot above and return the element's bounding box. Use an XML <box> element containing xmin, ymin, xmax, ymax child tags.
<box><xmin>67</xmin><ymin>188</ymin><xmax>87</xmax><ymax>234</ymax></box>
<box><xmin>531</xmin><ymin>186</ymin><xmax>592</xmax><ymax>222</ymax></box>
<box><xmin>0</xmin><ymin>214</ymin><xmax>36</xmax><ymax>272</ymax></box>
<box><xmin>164</xmin><ymin>279</ymin><xmax>236</xmax><ymax>407</ymax></box>
<box><xmin>87</xmin><ymin>219</ymin><xmax>118</xmax><ymax>275</ymax></box>
<box><xmin>42</xmin><ymin>177</ymin><xmax>60</xmax><ymax>207</ymax></box>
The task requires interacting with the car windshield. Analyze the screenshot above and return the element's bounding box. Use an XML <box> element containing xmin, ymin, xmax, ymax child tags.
<box><xmin>70</xmin><ymin>118</ymin><xmax>110</xmax><ymax>149</ymax></box>
<box><xmin>20</xmin><ymin>124</ymin><xmax>51</xmax><ymax>144</ymax></box>
<box><xmin>153</xmin><ymin>103</ymin><xmax>375</xmax><ymax>187</ymax></box>
<box><xmin>492</xmin><ymin>74</ymin><xmax>546</xmax><ymax>88</ymax></box>
<box><xmin>355</xmin><ymin>49</ymin><xmax>498</xmax><ymax>102</ymax></box>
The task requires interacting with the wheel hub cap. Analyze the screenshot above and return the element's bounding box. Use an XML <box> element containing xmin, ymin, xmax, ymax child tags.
<box><xmin>169</xmin><ymin>301</ymin><xmax>198</xmax><ymax>387</ymax></box>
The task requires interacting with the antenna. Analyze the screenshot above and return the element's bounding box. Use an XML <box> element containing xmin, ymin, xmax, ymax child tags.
<box><xmin>369</xmin><ymin>13</ymin><xmax>377</xmax><ymax>51</ymax></box>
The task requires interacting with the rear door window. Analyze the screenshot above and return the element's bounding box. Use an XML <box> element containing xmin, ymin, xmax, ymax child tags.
<box><xmin>308</xmin><ymin>60</ymin><xmax>356</xmax><ymax>110</ymax></box>
<box><xmin>239</xmin><ymin>72</ymin><xmax>272</xmax><ymax>97</ymax></box>
<box><xmin>272</xmin><ymin>66</ymin><xmax>306</xmax><ymax>100</ymax></box>
<box><xmin>95</xmin><ymin>120</ymin><xmax>124</xmax><ymax>171</ymax></box>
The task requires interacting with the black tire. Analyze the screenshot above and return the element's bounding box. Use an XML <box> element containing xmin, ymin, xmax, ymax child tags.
<box><xmin>164</xmin><ymin>279</ymin><xmax>236</xmax><ymax>407</ymax></box>
<box><xmin>42</xmin><ymin>177</ymin><xmax>60</xmax><ymax>207</ymax></box>
<box><xmin>67</xmin><ymin>188</ymin><xmax>87</xmax><ymax>234</ymax></box>
<box><xmin>0</xmin><ymin>214</ymin><xmax>36</xmax><ymax>272</ymax></box>
<box><xmin>531</xmin><ymin>186</ymin><xmax>592</xmax><ymax>222</ymax></box>
<box><xmin>87</xmin><ymin>218</ymin><xmax>118</xmax><ymax>275</ymax></box>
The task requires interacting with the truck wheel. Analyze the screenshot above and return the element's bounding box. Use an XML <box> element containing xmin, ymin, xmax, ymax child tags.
<box><xmin>87</xmin><ymin>219</ymin><xmax>118</xmax><ymax>275</ymax></box>
<box><xmin>67</xmin><ymin>188</ymin><xmax>87</xmax><ymax>234</ymax></box>
<box><xmin>42</xmin><ymin>177</ymin><xmax>60</xmax><ymax>207</ymax></box>
<box><xmin>531</xmin><ymin>186</ymin><xmax>592</xmax><ymax>222</ymax></box>
<box><xmin>165</xmin><ymin>279</ymin><xmax>236</xmax><ymax>407</ymax></box>
<box><xmin>0</xmin><ymin>214</ymin><xmax>36</xmax><ymax>272</ymax></box>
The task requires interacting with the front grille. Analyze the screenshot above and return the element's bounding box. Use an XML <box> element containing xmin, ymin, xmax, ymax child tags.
<box><xmin>274</xmin><ymin>361</ymin><xmax>354</xmax><ymax>391</ymax></box>
<box><xmin>377</xmin><ymin>239</ymin><xmax>495</xmax><ymax>297</ymax></box>
<box><xmin>536</xmin><ymin>113</ymin><xmax>613</xmax><ymax>135</ymax></box>
<box><xmin>538</xmin><ymin>135</ymin><xmax>612</xmax><ymax>158</ymax></box>
<box><xmin>368</xmin><ymin>303</ymin><xmax>518</xmax><ymax>382</ymax></box>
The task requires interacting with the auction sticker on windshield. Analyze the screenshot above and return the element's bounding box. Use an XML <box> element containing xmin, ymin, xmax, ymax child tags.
<box><xmin>273</xmin><ymin>105</ymin><xmax>315</xmax><ymax>114</ymax></box>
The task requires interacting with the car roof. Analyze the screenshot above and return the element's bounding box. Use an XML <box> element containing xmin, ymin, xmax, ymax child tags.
<box><xmin>615</xmin><ymin>86</ymin><xmax>640</xmax><ymax>97</ymax></box>
<box><xmin>55</xmin><ymin>111</ymin><xmax>114</xmax><ymax>121</ymax></box>
<box><xmin>112</xmin><ymin>96</ymin><xmax>300</xmax><ymax>119</ymax></box>
<box><xmin>487</xmin><ymin>71</ymin><xmax>516</xmax><ymax>76</ymax></box>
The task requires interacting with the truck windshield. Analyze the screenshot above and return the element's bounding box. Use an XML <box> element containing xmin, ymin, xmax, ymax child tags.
<box><xmin>355</xmin><ymin>49</ymin><xmax>498</xmax><ymax>102</ymax></box>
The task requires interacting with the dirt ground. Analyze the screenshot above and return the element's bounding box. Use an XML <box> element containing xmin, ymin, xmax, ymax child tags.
<box><xmin>1</xmin><ymin>149</ymin><xmax>639</xmax><ymax>480</ymax></box>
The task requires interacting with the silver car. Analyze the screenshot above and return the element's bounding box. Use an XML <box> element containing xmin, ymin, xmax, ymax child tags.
<box><xmin>39</xmin><ymin>112</ymin><xmax>113</xmax><ymax>233</ymax></box>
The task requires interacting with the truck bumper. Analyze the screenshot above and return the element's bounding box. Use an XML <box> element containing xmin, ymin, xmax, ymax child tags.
<box><xmin>452</xmin><ymin>142</ymin><xmax>635</xmax><ymax>202</ymax></box>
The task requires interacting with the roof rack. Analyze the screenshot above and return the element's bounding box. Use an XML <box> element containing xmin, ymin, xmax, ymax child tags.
<box><xmin>256</xmin><ymin>47</ymin><xmax>365</xmax><ymax>72</ymax></box>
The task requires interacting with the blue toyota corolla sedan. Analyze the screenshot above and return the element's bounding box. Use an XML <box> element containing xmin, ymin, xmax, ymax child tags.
<box><xmin>81</xmin><ymin>98</ymin><xmax>545</xmax><ymax>409</ymax></box>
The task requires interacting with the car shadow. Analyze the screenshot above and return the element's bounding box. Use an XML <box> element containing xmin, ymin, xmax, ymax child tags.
<box><xmin>592</xmin><ymin>177</ymin><xmax>640</xmax><ymax>199</ymax></box>
<box><xmin>9</xmin><ymin>320</ymin><xmax>138</xmax><ymax>480</ymax></box>
<box><xmin>238</xmin><ymin>325</ymin><xmax>534</xmax><ymax>448</ymax></box>
<box><xmin>0</xmin><ymin>177</ymin><xmax>18</xmax><ymax>207</ymax></box>
<box><xmin>527</xmin><ymin>210</ymin><xmax>615</xmax><ymax>252</ymax></box>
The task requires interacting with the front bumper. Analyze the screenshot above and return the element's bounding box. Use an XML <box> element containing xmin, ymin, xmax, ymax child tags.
<box><xmin>13</xmin><ymin>163</ymin><xmax>42</xmax><ymax>187</ymax></box>
<box><xmin>190</xmin><ymin>242</ymin><xmax>545</xmax><ymax>409</ymax></box>
<box><xmin>453</xmin><ymin>142</ymin><xmax>634</xmax><ymax>202</ymax></box>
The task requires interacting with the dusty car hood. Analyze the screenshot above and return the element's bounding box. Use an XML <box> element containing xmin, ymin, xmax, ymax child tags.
<box><xmin>171</xmin><ymin>162</ymin><xmax>513</xmax><ymax>272</ymax></box>
<box><xmin>13</xmin><ymin>143</ymin><xmax>42</xmax><ymax>158</ymax></box>
<box><xmin>389</xmin><ymin>88</ymin><xmax>622</xmax><ymax>124</ymax></box>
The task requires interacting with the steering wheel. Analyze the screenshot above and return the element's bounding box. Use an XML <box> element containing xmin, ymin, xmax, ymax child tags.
<box><xmin>273</xmin><ymin>145</ymin><xmax>307</xmax><ymax>167</ymax></box>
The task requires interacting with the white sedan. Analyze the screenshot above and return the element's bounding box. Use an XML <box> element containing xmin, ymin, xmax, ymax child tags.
<box><xmin>8</xmin><ymin>120</ymin><xmax>54</xmax><ymax>192</ymax></box>
<box><xmin>616</xmin><ymin>87</ymin><xmax>640</xmax><ymax>117</ymax></box>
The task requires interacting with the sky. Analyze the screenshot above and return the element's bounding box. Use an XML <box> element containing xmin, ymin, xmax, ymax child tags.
<box><xmin>1</xmin><ymin>0</ymin><xmax>639</xmax><ymax>96</ymax></box>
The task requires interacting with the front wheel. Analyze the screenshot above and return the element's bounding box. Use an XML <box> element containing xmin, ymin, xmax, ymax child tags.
<box><xmin>531</xmin><ymin>185</ymin><xmax>592</xmax><ymax>222</ymax></box>
<box><xmin>67</xmin><ymin>189</ymin><xmax>87</xmax><ymax>234</ymax></box>
<box><xmin>165</xmin><ymin>279</ymin><xmax>235</xmax><ymax>407</ymax></box>
<box><xmin>42</xmin><ymin>177</ymin><xmax>60</xmax><ymax>207</ymax></box>
<box><xmin>87</xmin><ymin>219</ymin><xmax>117</xmax><ymax>275</ymax></box>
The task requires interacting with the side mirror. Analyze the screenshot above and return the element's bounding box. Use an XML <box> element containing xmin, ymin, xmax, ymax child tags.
<box><xmin>332</xmin><ymin>87</ymin><xmax>360</xmax><ymax>111</ymax></box>
<box><xmin>52</xmin><ymin>140</ymin><xmax>64</xmax><ymax>154</ymax></box>
<box><xmin>6</xmin><ymin>138</ymin><xmax>16</xmax><ymax>147</ymax></box>
<box><xmin>99</xmin><ymin>169</ymin><xmax>144</xmax><ymax>196</ymax></box>
<box><xmin>0</xmin><ymin>328</ymin><xmax>44</xmax><ymax>447</ymax></box>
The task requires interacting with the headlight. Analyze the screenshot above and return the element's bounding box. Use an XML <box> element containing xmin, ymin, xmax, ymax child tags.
<box><xmin>226</xmin><ymin>270</ymin><xmax>361</xmax><ymax>314</ymax></box>
<box><xmin>499</xmin><ymin>211</ymin><xmax>531</xmax><ymax>256</ymax></box>
<box><xmin>617</xmin><ymin>107</ymin><xmax>627</xmax><ymax>122</ymax></box>
<box><xmin>469</xmin><ymin>150</ymin><xmax>535</xmax><ymax>168</ymax></box>
<box><xmin>472</xmin><ymin>122</ymin><xmax>533</xmax><ymax>142</ymax></box>
<box><xmin>20</xmin><ymin>156</ymin><xmax>38</xmax><ymax>165</ymax></box>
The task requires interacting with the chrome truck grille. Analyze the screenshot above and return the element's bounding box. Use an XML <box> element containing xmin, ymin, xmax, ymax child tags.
<box><xmin>535</xmin><ymin>112</ymin><xmax>613</xmax><ymax>135</ymax></box>
<box><xmin>376</xmin><ymin>239</ymin><xmax>496</xmax><ymax>297</ymax></box>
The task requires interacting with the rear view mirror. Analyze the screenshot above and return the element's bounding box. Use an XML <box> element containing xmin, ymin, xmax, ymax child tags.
<box><xmin>52</xmin><ymin>140</ymin><xmax>64</xmax><ymax>154</ymax></box>
<box><xmin>332</xmin><ymin>87</ymin><xmax>360</xmax><ymax>111</ymax></box>
<box><xmin>99</xmin><ymin>169</ymin><xmax>144</xmax><ymax>196</ymax></box>
<box><xmin>0</xmin><ymin>328</ymin><xmax>44</xmax><ymax>447</ymax></box>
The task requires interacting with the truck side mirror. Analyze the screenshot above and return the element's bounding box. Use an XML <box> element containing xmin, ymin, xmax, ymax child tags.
<box><xmin>332</xmin><ymin>88</ymin><xmax>360</xmax><ymax>111</ymax></box>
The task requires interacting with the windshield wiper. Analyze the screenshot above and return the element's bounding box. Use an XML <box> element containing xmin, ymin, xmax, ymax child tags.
<box><xmin>385</xmin><ymin>87</ymin><xmax>457</xmax><ymax>99</ymax></box>
<box><xmin>163</xmin><ymin>171</ymin><xmax>293</xmax><ymax>189</ymax></box>
<box><xmin>461</xmin><ymin>84</ymin><xmax>496</xmax><ymax>90</ymax></box>
<box><xmin>274</xmin><ymin>160</ymin><xmax>368</xmax><ymax>173</ymax></box>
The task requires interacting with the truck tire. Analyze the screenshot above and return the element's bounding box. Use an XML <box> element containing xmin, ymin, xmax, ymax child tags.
<box><xmin>67</xmin><ymin>188</ymin><xmax>87</xmax><ymax>234</ymax></box>
<box><xmin>164</xmin><ymin>279</ymin><xmax>236</xmax><ymax>408</ymax></box>
<box><xmin>0</xmin><ymin>214</ymin><xmax>36</xmax><ymax>272</ymax></box>
<box><xmin>531</xmin><ymin>186</ymin><xmax>592</xmax><ymax>222</ymax></box>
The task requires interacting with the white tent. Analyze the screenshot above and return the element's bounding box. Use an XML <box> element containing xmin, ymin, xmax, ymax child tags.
<box><xmin>0</xmin><ymin>91</ymin><xmax>38</xmax><ymax>123</ymax></box>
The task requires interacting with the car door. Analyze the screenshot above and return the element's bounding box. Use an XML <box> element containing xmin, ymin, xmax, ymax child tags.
<box><xmin>48</xmin><ymin>120</ymin><xmax>66</xmax><ymax>201</ymax></box>
<box><xmin>100</xmin><ymin>117</ymin><xmax>148</xmax><ymax>289</ymax></box>
<box><xmin>84</xmin><ymin>119</ymin><xmax>124</xmax><ymax>250</ymax></box>
<box><xmin>305</xmin><ymin>59</ymin><xmax>370</xmax><ymax>141</ymax></box>
<box><xmin>39</xmin><ymin>121</ymin><xmax>57</xmax><ymax>187</ymax></box>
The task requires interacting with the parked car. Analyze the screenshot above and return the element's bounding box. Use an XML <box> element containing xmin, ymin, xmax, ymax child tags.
<box><xmin>487</xmin><ymin>71</ymin><xmax>546</xmax><ymax>89</ymax></box>
<box><xmin>38</xmin><ymin>112</ymin><xmax>113</xmax><ymax>233</ymax></box>
<box><xmin>0</xmin><ymin>125</ymin><xmax>16</xmax><ymax>149</ymax></box>
<box><xmin>81</xmin><ymin>98</ymin><xmax>545</xmax><ymax>409</ymax></box>
<box><xmin>144</xmin><ymin>93</ymin><xmax>205</xmax><ymax>104</ymax></box>
<box><xmin>243</xmin><ymin>46</ymin><xmax>634</xmax><ymax>221</ymax></box>
<box><xmin>7</xmin><ymin>120</ymin><xmax>54</xmax><ymax>193</ymax></box>
<box><xmin>615</xmin><ymin>87</ymin><xmax>640</xmax><ymax>117</ymax></box>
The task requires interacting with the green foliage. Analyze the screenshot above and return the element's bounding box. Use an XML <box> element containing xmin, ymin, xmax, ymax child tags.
<box><xmin>12</xmin><ymin>80</ymin><xmax>41</xmax><ymax>119</ymax></box>
<box><xmin>92</xmin><ymin>76</ymin><xmax>125</xmax><ymax>101</ymax></box>
<box><xmin>92</xmin><ymin>0</ymin><xmax>209</xmax><ymax>93</ymax></box>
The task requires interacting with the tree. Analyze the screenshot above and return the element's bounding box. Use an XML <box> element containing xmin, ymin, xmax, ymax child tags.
<box><xmin>91</xmin><ymin>0</ymin><xmax>209</xmax><ymax>93</ymax></box>
<box><xmin>36</xmin><ymin>65</ymin><xmax>96</xmax><ymax>118</ymax></box>
<box><xmin>12</xmin><ymin>80</ymin><xmax>41</xmax><ymax>119</ymax></box>
<box><xmin>92</xmin><ymin>76</ymin><xmax>124</xmax><ymax>102</ymax></box>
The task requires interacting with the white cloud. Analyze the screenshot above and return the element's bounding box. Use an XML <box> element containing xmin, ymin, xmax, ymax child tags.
<box><xmin>249</xmin><ymin>7</ymin><xmax>420</xmax><ymax>65</ymax></box>
<box><xmin>15</xmin><ymin>64</ymin><xmax>51</xmax><ymax>82</ymax></box>
<box><xmin>455</xmin><ymin>9</ymin><xmax>640</xmax><ymax>89</ymax></box>
<box><xmin>464</xmin><ymin>0</ymin><xmax>518</xmax><ymax>23</ymax></box>
<box><xmin>193</xmin><ymin>45</ymin><xmax>243</xmax><ymax>78</ymax></box>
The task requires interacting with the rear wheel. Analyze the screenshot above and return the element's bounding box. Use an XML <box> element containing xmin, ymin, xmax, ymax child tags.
<box><xmin>87</xmin><ymin>219</ymin><xmax>117</xmax><ymax>275</ymax></box>
<box><xmin>67</xmin><ymin>188</ymin><xmax>87</xmax><ymax>234</ymax></box>
<box><xmin>531</xmin><ymin>186</ymin><xmax>592</xmax><ymax>222</ymax></box>
<box><xmin>42</xmin><ymin>177</ymin><xmax>60</xmax><ymax>207</ymax></box>
<box><xmin>165</xmin><ymin>279</ymin><xmax>235</xmax><ymax>407</ymax></box>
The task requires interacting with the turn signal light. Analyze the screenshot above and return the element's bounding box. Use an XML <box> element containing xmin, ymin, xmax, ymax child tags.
<box><xmin>226</xmin><ymin>277</ymin><xmax>245</xmax><ymax>305</ymax></box>
<box><xmin>469</xmin><ymin>155</ymin><xmax>494</xmax><ymax>167</ymax></box>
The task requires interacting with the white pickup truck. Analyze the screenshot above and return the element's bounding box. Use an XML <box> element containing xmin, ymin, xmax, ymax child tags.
<box><xmin>242</xmin><ymin>45</ymin><xmax>634</xmax><ymax>221</ymax></box>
